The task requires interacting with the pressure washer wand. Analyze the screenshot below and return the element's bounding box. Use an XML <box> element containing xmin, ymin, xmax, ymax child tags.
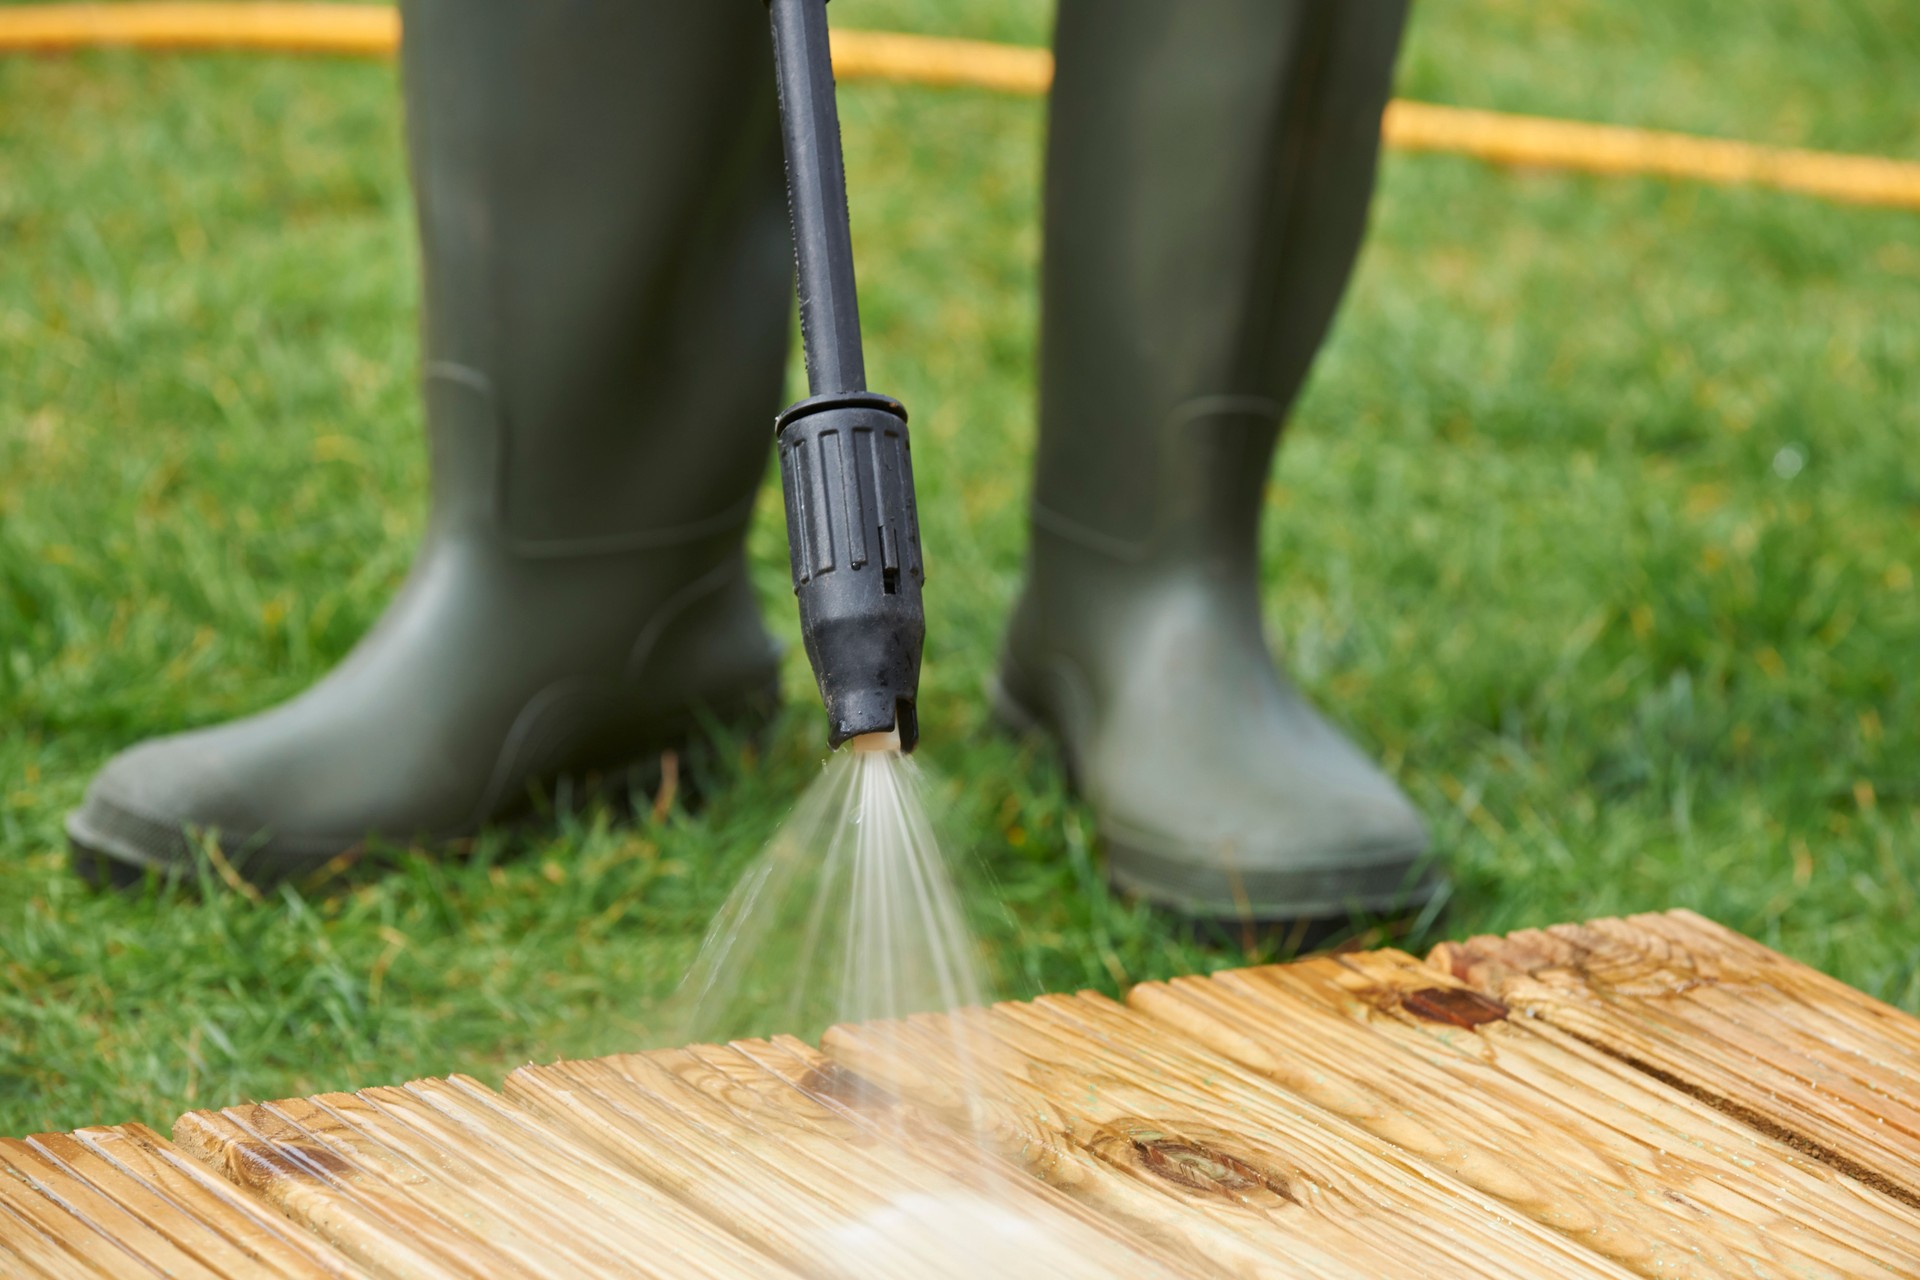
<box><xmin>767</xmin><ymin>0</ymin><xmax>925</xmax><ymax>752</ymax></box>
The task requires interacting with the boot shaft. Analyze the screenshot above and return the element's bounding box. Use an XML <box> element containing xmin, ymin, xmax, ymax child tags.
<box><xmin>1037</xmin><ymin>0</ymin><xmax>1408</xmax><ymax>561</ymax></box>
<box><xmin>399</xmin><ymin>0</ymin><xmax>792</xmax><ymax>555</ymax></box>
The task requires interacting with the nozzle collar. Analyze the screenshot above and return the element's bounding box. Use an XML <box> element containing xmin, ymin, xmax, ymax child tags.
<box><xmin>776</xmin><ymin>390</ymin><xmax>907</xmax><ymax>434</ymax></box>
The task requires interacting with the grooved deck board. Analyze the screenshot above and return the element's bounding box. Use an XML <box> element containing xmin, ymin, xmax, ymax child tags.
<box><xmin>503</xmin><ymin>1037</ymin><xmax>1190</xmax><ymax>1279</ymax></box>
<box><xmin>826</xmin><ymin>993</ymin><xmax>1641</xmax><ymax>1279</ymax></box>
<box><xmin>1128</xmin><ymin>947</ymin><xmax>1920</xmax><ymax>1277</ymax></box>
<box><xmin>4</xmin><ymin>910</ymin><xmax>1918</xmax><ymax>1276</ymax></box>
<box><xmin>171</xmin><ymin>1079</ymin><xmax>794</xmax><ymax>1279</ymax></box>
<box><xmin>0</xmin><ymin>1124</ymin><xmax>361</xmax><ymax>1278</ymax></box>
<box><xmin>1430</xmin><ymin>909</ymin><xmax>1920</xmax><ymax>1207</ymax></box>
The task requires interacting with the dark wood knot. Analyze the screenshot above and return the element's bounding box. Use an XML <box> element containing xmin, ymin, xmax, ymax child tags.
<box><xmin>1083</xmin><ymin>1120</ymin><xmax>1295</xmax><ymax>1207</ymax></box>
<box><xmin>226</xmin><ymin>1140</ymin><xmax>354</xmax><ymax>1189</ymax></box>
<box><xmin>1399</xmin><ymin>986</ymin><xmax>1509</xmax><ymax>1028</ymax></box>
<box><xmin>795</xmin><ymin>1061</ymin><xmax>894</xmax><ymax>1111</ymax></box>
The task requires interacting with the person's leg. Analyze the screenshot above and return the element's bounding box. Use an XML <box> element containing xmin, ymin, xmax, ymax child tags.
<box><xmin>1000</xmin><ymin>0</ymin><xmax>1437</xmax><ymax>920</ymax></box>
<box><xmin>68</xmin><ymin>0</ymin><xmax>792</xmax><ymax>884</ymax></box>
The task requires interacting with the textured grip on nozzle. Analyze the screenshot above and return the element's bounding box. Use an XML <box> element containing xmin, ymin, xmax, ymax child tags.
<box><xmin>777</xmin><ymin>392</ymin><xmax>925</xmax><ymax>751</ymax></box>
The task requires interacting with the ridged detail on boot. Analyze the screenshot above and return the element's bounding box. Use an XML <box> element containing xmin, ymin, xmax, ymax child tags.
<box><xmin>428</xmin><ymin>360</ymin><xmax>765</xmax><ymax>558</ymax></box>
<box><xmin>472</xmin><ymin>557</ymin><xmax>780</xmax><ymax>823</ymax></box>
<box><xmin>1029</xmin><ymin>395</ymin><xmax>1280</xmax><ymax>562</ymax></box>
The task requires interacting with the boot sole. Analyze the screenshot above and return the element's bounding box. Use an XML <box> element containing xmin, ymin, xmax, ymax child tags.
<box><xmin>68</xmin><ymin>832</ymin><xmax>170</xmax><ymax>890</ymax></box>
<box><xmin>989</xmin><ymin>672</ymin><xmax>1447</xmax><ymax>928</ymax></box>
<box><xmin>1101</xmin><ymin>828</ymin><xmax>1445</xmax><ymax>927</ymax></box>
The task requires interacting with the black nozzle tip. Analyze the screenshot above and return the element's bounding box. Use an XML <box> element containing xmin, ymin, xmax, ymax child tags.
<box><xmin>828</xmin><ymin>698</ymin><xmax>919</xmax><ymax>753</ymax></box>
<box><xmin>808</xmin><ymin>597</ymin><xmax>922</xmax><ymax>752</ymax></box>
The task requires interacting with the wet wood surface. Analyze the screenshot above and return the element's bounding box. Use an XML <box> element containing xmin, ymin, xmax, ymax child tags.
<box><xmin>3</xmin><ymin>910</ymin><xmax>1917</xmax><ymax>1277</ymax></box>
<box><xmin>1430</xmin><ymin>909</ymin><xmax>1920</xmax><ymax>1211</ymax></box>
<box><xmin>1130</xmin><ymin>946</ymin><xmax>1920</xmax><ymax>1277</ymax></box>
<box><xmin>504</xmin><ymin>1037</ymin><xmax>1190</xmax><ymax>1279</ymax></box>
<box><xmin>0</xmin><ymin>1123</ymin><xmax>361</xmax><ymax>1278</ymax></box>
<box><xmin>172</xmin><ymin>1078</ymin><xmax>793</xmax><ymax>1279</ymax></box>
<box><xmin>827</xmin><ymin>994</ymin><xmax>1641</xmax><ymax>1279</ymax></box>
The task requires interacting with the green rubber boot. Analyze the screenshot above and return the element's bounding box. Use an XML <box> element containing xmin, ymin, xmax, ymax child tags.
<box><xmin>67</xmin><ymin>1</ymin><xmax>790</xmax><ymax>885</ymax></box>
<box><xmin>997</xmin><ymin>0</ymin><xmax>1440</xmax><ymax>923</ymax></box>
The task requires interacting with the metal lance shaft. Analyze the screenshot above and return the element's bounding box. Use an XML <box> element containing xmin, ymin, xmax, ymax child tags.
<box><xmin>767</xmin><ymin>0</ymin><xmax>926</xmax><ymax>752</ymax></box>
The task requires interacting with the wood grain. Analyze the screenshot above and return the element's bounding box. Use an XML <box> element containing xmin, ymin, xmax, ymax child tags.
<box><xmin>505</xmin><ymin>1035</ymin><xmax>1190</xmax><ymax>1279</ymax></box>
<box><xmin>173</xmin><ymin>1079</ymin><xmax>792</xmax><ymax>1279</ymax></box>
<box><xmin>1432</xmin><ymin>909</ymin><xmax>1920</xmax><ymax>1208</ymax></box>
<box><xmin>825</xmin><ymin>992</ymin><xmax>1646</xmax><ymax>1279</ymax></box>
<box><xmin>1130</xmin><ymin>946</ymin><xmax>1920</xmax><ymax>1278</ymax></box>
<box><xmin>0</xmin><ymin>1123</ymin><xmax>360</xmax><ymax>1279</ymax></box>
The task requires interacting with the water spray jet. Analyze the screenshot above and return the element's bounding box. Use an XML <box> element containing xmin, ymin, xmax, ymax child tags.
<box><xmin>768</xmin><ymin>0</ymin><xmax>925</xmax><ymax>753</ymax></box>
<box><xmin>673</xmin><ymin>2</ymin><xmax>995</xmax><ymax>1193</ymax></box>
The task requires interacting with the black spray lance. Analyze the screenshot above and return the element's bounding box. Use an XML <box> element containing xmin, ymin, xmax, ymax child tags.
<box><xmin>766</xmin><ymin>0</ymin><xmax>925</xmax><ymax>752</ymax></box>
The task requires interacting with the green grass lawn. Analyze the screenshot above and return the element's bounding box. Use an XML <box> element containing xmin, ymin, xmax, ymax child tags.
<box><xmin>3</xmin><ymin>0</ymin><xmax>1916</xmax><ymax>1137</ymax></box>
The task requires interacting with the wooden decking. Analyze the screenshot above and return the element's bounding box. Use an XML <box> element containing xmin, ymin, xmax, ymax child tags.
<box><xmin>5</xmin><ymin>910</ymin><xmax>1918</xmax><ymax>1277</ymax></box>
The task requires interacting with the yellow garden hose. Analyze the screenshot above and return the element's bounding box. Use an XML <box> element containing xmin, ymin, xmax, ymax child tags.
<box><xmin>0</xmin><ymin>2</ymin><xmax>397</xmax><ymax>55</ymax></box>
<box><xmin>3</xmin><ymin>3</ymin><xmax>1918</xmax><ymax>212</ymax></box>
<box><xmin>1379</xmin><ymin>101</ymin><xmax>1920</xmax><ymax>213</ymax></box>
